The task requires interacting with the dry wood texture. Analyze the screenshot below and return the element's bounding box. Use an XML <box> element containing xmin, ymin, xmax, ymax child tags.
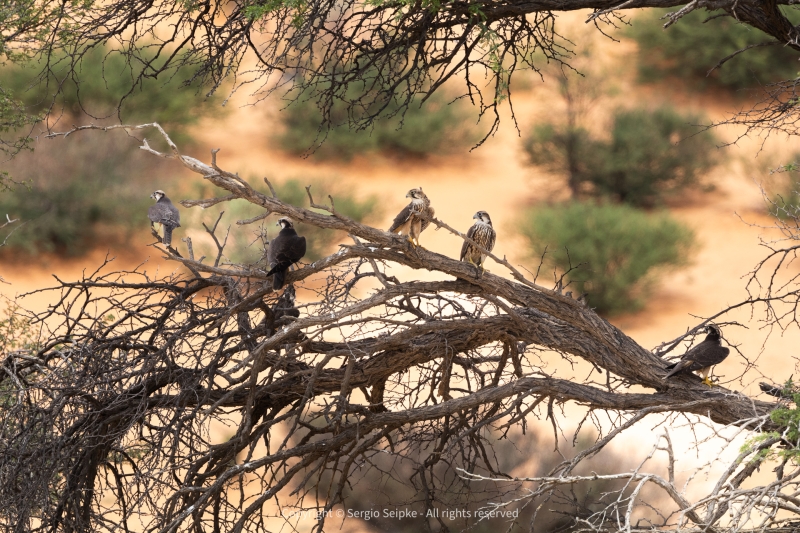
<box><xmin>1</xmin><ymin>124</ymin><xmax>798</xmax><ymax>532</ymax></box>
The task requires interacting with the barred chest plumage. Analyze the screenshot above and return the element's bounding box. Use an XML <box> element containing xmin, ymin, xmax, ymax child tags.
<box><xmin>461</xmin><ymin>219</ymin><xmax>496</xmax><ymax>268</ymax></box>
<box><xmin>410</xmin><ymin>197</ymin><xmax>429</xmax><ymax>213</ymax></box>
<box><xmin>472</xmin><ymin>223</ymin><xmax>493</xmax><ymax>244</ymax></box>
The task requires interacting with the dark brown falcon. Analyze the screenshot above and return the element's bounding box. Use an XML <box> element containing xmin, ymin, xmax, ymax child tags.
<box><xmin>663</xmin><ymin>324</ymin><xmax>730</xmax><ymax>386</ymax></box>
<box><xmin>266</xmin><ymin>218</ymin><xmax>307</xmax><ymax>290</ymax></box>
<box><xmin>388</xmin><ymin>187</ymin><xmax>435</xmax><ymax>247</ymax></box>
<box><xmin>460</xmin><ymin>210</ymin><xmax>496</xmax><ymax>273</ymax></box>
<box><xmin>148</xmin><ymin>190</ymin><xmax>181</xmax><ymax>247</ymax></box>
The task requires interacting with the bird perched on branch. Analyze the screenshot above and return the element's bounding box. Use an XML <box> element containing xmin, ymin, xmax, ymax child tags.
<box><xmin>388</xmin><ymin>187</ymin><xmax>435</xmax><ymax>248</ymax></box>
<box><xmin>460</xmin><ymin>210</ymin><xmax>496</xmax><ymax>273</ymax></box>
<box><xmin>267</xmin><ymin>218</ymin><xmax>307</xmax><ymax>290</ymax></box>
<box><xmin>663</xmin><ymin>324</ymin><xmax>729</xmax><ymax>386</ymax></box>
<box><xmin>148</xmin><ymin>190</ymin><xmax>181</xmax><ymax>247</ymax></box>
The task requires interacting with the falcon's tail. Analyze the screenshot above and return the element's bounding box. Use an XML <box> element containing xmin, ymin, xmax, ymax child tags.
<box><xmin>663</xmin><ymin>360</ymin><xmax>690</xmax><ymax>380</ymax></box>
<box><xmin>163</xmin><ymin>226</ymin><xmax>173</xmax><ymax>247</ymax></box>
<box><xmin>272</xmin><ymin>269</ymin><xmax>287</xmax><ymax>290</ymax></box>
<box><xmin>266</xmin><ymin>260</ymin><xmax>294</xmax><ymax>277</ymax></box>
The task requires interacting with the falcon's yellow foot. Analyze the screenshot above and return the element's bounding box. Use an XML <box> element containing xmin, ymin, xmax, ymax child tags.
<box><xmin>469</xmin><ymin>258</ymin><xmax>483</xmax><ymax>279</ymax></box>
<box><xmin>702</xmin><ymin>376</ymin><xmax>714</xmax><ymax>387</ymax></box>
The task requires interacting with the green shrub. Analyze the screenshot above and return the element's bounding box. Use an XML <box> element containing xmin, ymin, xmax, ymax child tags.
<box><xmin>768</xmin><ymin>159</ymin><xmax>800</xmax><ymax>220</ymax></box>
<box><xmin>742</xmin><ymin>380</ymin><xmax>800</xmax><ymax>462</ymax></box>
<box><xmin>2</xmin><ymin>46</ymin><xmax>223</xmax><ymax>143</ymax></box>
<box><xmin>519</xmin><ymin>202</ymin><xmax>695</xmax><ymax>315</ymax></box>
<box><xmin>277</xmin><ymin>90</ymin><xmax>477</xmax><ymax>159</ymax></box>
<box><xmin>627</xmin><ymin>8</ymin><xmax>800</xmax><ymax>92</ymax></box>
<box><xmin>524</xmin><ymin>123</ymin><xmax>606</xmax><ymax>197</ymax></box>
<box><xmin>191</xmin><ymin>177</ymin><xmax>382</xmax><ymax>264</ymax></box>
<box><xmin>0</xmin><ymin>134</ymin><xmax>164</xmax><ymax>256</ymax></box>
<box><xmin>523</xmin><ymin>106</ymin><xmax>718</xmax><ymax>207</ymax></box>
<box><xmin>0</xmin><ymin>45</ymin><xmax>225</xmax><ymax>256</ymax></box>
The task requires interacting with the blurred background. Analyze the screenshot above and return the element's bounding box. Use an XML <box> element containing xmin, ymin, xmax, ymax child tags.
<box><xmin>2</xmin><ymin>9</ymin><xmax>800</xmax><ymax>531</ymax></box>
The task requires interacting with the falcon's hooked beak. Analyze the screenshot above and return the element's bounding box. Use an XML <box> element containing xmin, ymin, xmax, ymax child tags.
<box><xmin>406</xmin><ymin>187</ymin><xmax>423</xmax><ymax>199</ymax></box>
<box><xmin>473</xmin><ymin>212</ymin><xmax>480</xmax><ymax>220</ymax></box>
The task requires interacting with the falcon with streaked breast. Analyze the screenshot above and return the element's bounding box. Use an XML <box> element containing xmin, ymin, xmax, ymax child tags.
<box><xmin>148</xmin><ymin>190</ymin><xmax>181</xmax><ymax>247</ymax></box>
<box><xmin>388</xmin><ymin>187</ymin><xmax>435</xmax><ymax>247</ymax></box>
<box><xmin>460</xmin><ymin>210</ymin><xmax>496</xmax><ymax>273</ymax></box>
<box><xmin>663</xmin><ymin>324</ymin><xmax>730</xmax><ymax>386</ymax></box>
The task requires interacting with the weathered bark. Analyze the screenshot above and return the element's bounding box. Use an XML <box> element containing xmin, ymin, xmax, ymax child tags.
<box><xmin>0</xmin><ymin>123</ymin><xmax>789</xmax><ymax>533</ymax></box>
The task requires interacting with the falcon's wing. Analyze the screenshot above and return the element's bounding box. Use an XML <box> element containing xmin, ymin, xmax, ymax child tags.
<box><xmin>389</xmin><ymin>204</ymin><xmax>413</xmax><ymax>232</ymax></box>
<box><xmin>460</xmin><ymin>224</ymin><xmax>478</xmax><ymax>261</ymax></box>
<box><xmin>149</xmin><ymin>203</ymin><xmax>180</xmax><ymax>227</ymax></box>
<box><xmin>148</xmin><ymin>204</ymin><xmax>162</xmax><ymax>224</ymax></box>
<box><xmin>685</xmin><ymin>344</ymin><xmax>730</xmax><ymax>371</ymax></box>
<box><xmin>286</xmin><ymin>236</ymin><xmax>307</xmax><ymax>264</ymax></box>
<box><xmin>420</xmin><ymin>205</ymin><xmax>435</xmax><ymax>232</ymax></box>
<box><xmin>485</xmin><ymin>226</ymin><xmax>496</xmax><ymax>253</ymax></box>
<box><xmin>267</xmin><ymin>235</ymin><xmax>307</xmax><ymax>272</ymax></box>
<box><xmin>167</xmin><ymin>203</ymin><xmax>181</xmax><ymax>227</ymax></box>
<box><xmin>267</xmin><ymin>236</ymin><xmax>279</xmax><ymax>268</ymax></box>
<box><xmin>664</xmin><ymin>359</ymin><xmax>693</xmax><ymax>379</ymax></box>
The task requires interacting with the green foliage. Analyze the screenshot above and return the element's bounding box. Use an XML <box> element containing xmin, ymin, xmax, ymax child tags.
<box><xmin>0</xmin><ymin>301</ymin><xmax>38</xmax><ymax>354</ymax></box>
<box><xmin>769</xmin><ymin>157</ymin><xmax>800</xmax><ymax>220</ymax></box>
<box><xmin>244</xmin><ymin>0</ymin><xmax>307</xmax><ymax>27</ymax></box>
<box><xmin>523</xmin><ymin>106</ymin><xmax>718</xmax><ymax>207</ymax></box>
<box><xmin>0</xmin><ymin>134</ymin><xmax>164</xmax><ymax>256</ymax></box>
<box><xmin>0</xmin><ymin>84</ymin><xmax>41</xmax><ymax>156</ymax></box>
<box><xmin>2</xmin><ymin>46</ymin><xmax>223</xmax><ymax>143</ymax></box>
<box><xmin>0</xmin><ymin>45</ymin><xmax>225</xmax><ymax>256</ymax></box>
<box><xmin>519</xmin><ymin>202</ymin><xmax>695</xmax><ymax>315</ymax></box>
<box><xmin>277</xmin><ymin>90</ymin><xmax>477</xmax><ymax>159</ymax></box>
<box><xmin>742</xmin><ymin>380</ymin><xmax>800</xmax><ymax>462</ymax></box>
<box><xmin>524</xmin><ymin>123</ymin><xmax>604</xmax><ymax>195</ymax></box>
<box><xmin>193</xmin><ymin>177</ymin><xmax>382</xmax><ymax>264</ymax></box>
<box><xmin>627</xmin><ymin>8</ymin><xmax>800</xmax><ymax>92</ymax></box>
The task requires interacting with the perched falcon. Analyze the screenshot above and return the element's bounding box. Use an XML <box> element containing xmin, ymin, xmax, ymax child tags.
<box><xmin>266</xmin><ymin>218</ymin><xmax>307</xmax><ymax>290</ymax></box>
<box><xmin>460</xmin><ymin>210</ymin><xmax>496</xmax><ymax>273</ymax></box>
<box><xmin>388</xmin><ymin>187</ymin><xmax>435</xmax><ymax>247</ymax></box>
<box><xmin>148</xmin><ymin>190</ymin><xmax>181</xmax><ymax>247</ymax></box>
<box><xmin>663</xmin><ymin>324</ymin><xmax>730</xmax><ymax>386</ymax></box>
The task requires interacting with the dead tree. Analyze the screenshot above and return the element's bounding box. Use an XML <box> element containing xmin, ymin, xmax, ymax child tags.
<box><xmin>1</xmin><ymin>123</ymin><xmax>799</xmax><ymax>533</ymax></box>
